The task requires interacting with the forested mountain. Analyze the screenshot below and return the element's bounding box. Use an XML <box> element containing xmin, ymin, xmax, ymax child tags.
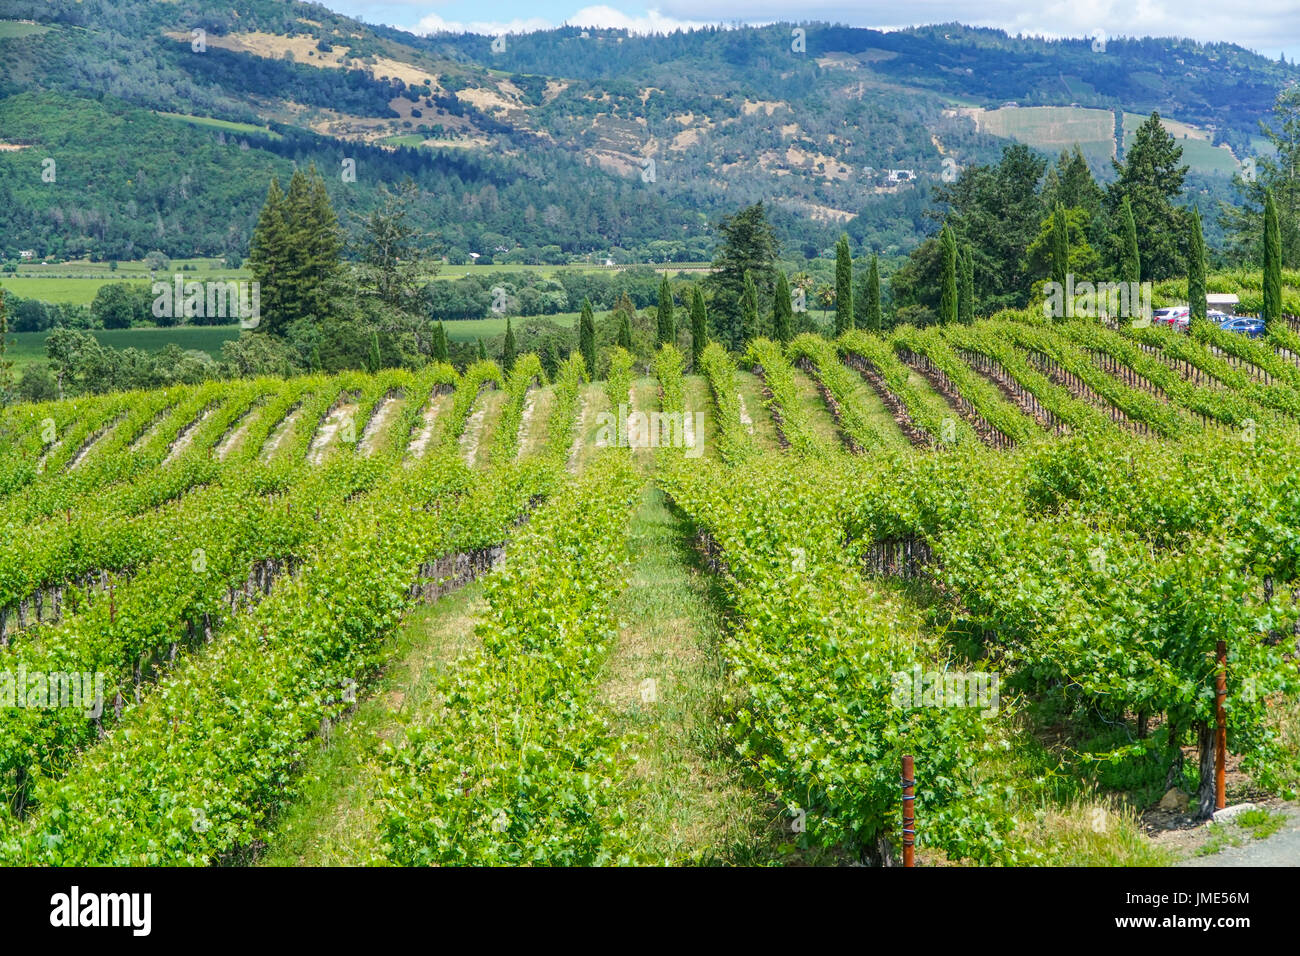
<box><xmin>1</xmin><ymin>0</ymin><xmax>1297</xmax><ymax>262</ymax></box>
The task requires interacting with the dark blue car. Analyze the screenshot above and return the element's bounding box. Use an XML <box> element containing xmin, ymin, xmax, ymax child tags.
<box><xmin>1219</xmin><ymin>316</ymin><xmax>1265</xmax><ymax>338</ymax></box>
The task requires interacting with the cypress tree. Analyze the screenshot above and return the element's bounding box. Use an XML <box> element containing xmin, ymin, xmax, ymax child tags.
<box><xmin>864</xmin><ymin>254</ymin><xmax>882</xmax><ymax>331</ymax></box>
<box><xmin>690</xmin><ymin>287</ymin><xmax>708</xmax><ymax>369</ymax></box>
<box><xmin>617</xmin><ymin>307</ymin><xmax>633</xmax><ymax>350</ymax></box>
<box><xmin>834</xmin><ymin>233</ymin><xmax>854</xmax><ymax>335</ymax></box>
<box><xmin>0</xmin><ymin>287</ymin><xmax>11</xmax><ymax>403</ymax></box>
<box><xmin>740</xmin><ymin>271</ymin><xmax>761</xmax><ymax>345</ymax></box>
<box><xmin>959</xmin><ymin>245</ymin><xmax>975</xmax><ymax>324</ymax></box>
<box><xmin>1264</xmin><ymin>189</ymin><xmax>1283</xmax><ymax>329</ymax></box>
<box><xmin>578</xmin><ymin>297</ymin><xmax>596</xmax><ymax>376</ymax></box>
<box><xmin>369</xmin><ymin>330</ymin><xmax>381</xmax><ymax>373</ymax></box>
<box><xmin>656</xmin><ymin>274</ymin><xmax>675</xmax><ymax>346</ymax></box>
<box><xmin>1051</xmin><ymin>202</ymin><xmax>1069</xmax><ymax>291</ymax></box>
<box><xmin>939</xmin><ymin>226</ymin><xmax>959</xmax><ymax>325</ymax></box>
<box><xmin>1120</xmin><ymin>194</ymin><xmax>1141</xmax><ymax>285</ymax></box>
<box><xmin>434</xmin><ymin>321</ymin><xmax>450</xmax><ymax>363</ymax></box>
<box><xmin>1188</xmin><ymin>207</ymin><xmax>1207</xmax><ymax>326</ymax></box>
<box><xmin>773</xmin><ymin>271</ymin><xmax>793</xmax><ymax>343</ymax></box>
<box><xmin>477</xmin><ymin>338</ymin><xmax>487</xmax><ymax>361</ymax></box>
<box><xmin>502</xmin><ymin>317</ymin><xmax>516</xmax><ymax>373</ymax></box>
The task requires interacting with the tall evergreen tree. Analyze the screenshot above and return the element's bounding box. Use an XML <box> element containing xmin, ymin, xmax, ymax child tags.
<box><xmin>248</xmin><ymin>177</ymin><xmax>291</xmax><ymax>333</ymax></box>
<box><xmin>706</xmin><ymin>202</ymin><xmax>778</xmax><ymax>350</ymax></box>
<box><xmin>248</xmin><ymin>165</ymin><xmax>344</xmax><ymax>336</ymax></box>
<box><xmin>433</xmin><ymin>321</ymin><xmax>450</xmax><ymax>363</ymax></box>
<box><xmin>477</xmin><ymin>338</ymin><xmax>487</xmax><ymax>361</ymax></box>
<box><xmin>502</xmin><ymin>317</ymin><xmax>516</xmax><ymax>373</ymax></box>
<box><xmin>740</xmin><ymin>271</ymin><xmax>761</xmax><ymax>345</ymax></box>
<box><xmin>1120</xmin><ymin>195</ymin><xmax>1141</xmax><ymax>286</ymax></box>
<box><xmin>959</xmin><ymin>245</ymin><xmax>975</xmax><ymax>324</ymax></box>
<box><xmin>773</xmin><ymin>271</ymin><xmax>794</xmax><ymax>343</ymax></box>
<box><xmin>0</xmin><ymin>288</ymin><xmax>12</xmax><ymax>404</ymax></box>
<box><xmin>1109</xmin><ymin>113</ymin><xmax>1189</xmax><ymax>280</ymax></box>
<box><xmin>656</xmin><ymin>274</ymin><xmax>675</xmax><ymax>346</ymax></box>
<box><xmin>939</xmin><ymin>227</ymin><xmax>959</xmax><ymax>325</ymax></box>
<box><xmin>1188</xmin><ymin>207</ymin><xmax>1208</xmax><ymax>326</ymax></box>
<box><xmin>1264</xmin><ymin>189</ymin><xmax>1283</xmax><ymax>328</ymax></box>
<box><xmin>1051</xmin><ymin>202</ymin><xmax>1070</xmax><ymax>290</ymax></box>
<box><xmin>617</xmin><ymin>307</ymin><xmax>633</xmax><ymax>350</ymax></box>
<box><xmin>834</xmin><ymin>233</ymin><xmax>854</xmax><ymax>335</ymax></box>
<box><xmin>1042</xmin><ymin>146</ymin><xmax>1105</xmax><ymax>219</ymax></box>
<box><xmin>578</xmin><ymin>297</ymin><xmax>596</xmax><ymax>376</ymax></box>
<box><xmin>690</xmin><ymin>287</ymin><xmax>708</xmax><ymax>368</ymax></box>
<box><xmin>864</xmin><ymin>254</ymin><xmax>882</xmax><ymax>331</ymax></box>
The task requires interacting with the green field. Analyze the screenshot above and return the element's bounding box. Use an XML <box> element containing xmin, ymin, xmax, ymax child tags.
<box><xmin>2</xmin><ymin>258</ymin><xmax>251</xmax><ymax>305</ymax></box>
<box><xmin>1122</xmin><ymin>112</ymin><xmax>1239</xmax><ymax>176</ymax></box>
<box><xmin>2</xmin><ymin>260</ymin><xmax>712</xmax><ymax>306</ymax></box>
<box><xmin>968</xmin><ymin>105</ymin><xmax>1243</xmax><ymax>178</ymax></box>
<box><xmin>443</xmin><ymin>313</ymin><xmax>579</xmax><ymax>342</ymax></box>
<box><xmin>154</xmin><ymin>112</ymin><xmax>282</xmax><ymax>139</ymax></box>
<box><xmin>3</xmin><ymin>315</ymin><xmax>575</xmax><ymax>368</ymax></box>
<box><xmin>6</xmin><ymin>326</ymin><xmax>240</xmax><ymax>368</ymax></box>
<box><xmin>0</xmin><ymin>20</ymin><xmax>52</xmax><ymax>40</ymax></box>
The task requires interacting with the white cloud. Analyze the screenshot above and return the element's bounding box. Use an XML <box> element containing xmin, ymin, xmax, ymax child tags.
<box><xmin>409</xmin><ymin>5</ymin><xmax>718</xmax><ymax>36</ymax></box>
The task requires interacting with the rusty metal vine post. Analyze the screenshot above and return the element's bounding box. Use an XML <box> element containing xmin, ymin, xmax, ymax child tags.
<box><xmin>902</xmin><ymin>754</ymin><xmax>915</xmax><ymax>867</ymax></box>
<box><xmin>1216</xmin><ymin>640</ymin><xmax>1227</xmax><ymax>811</ymax></box>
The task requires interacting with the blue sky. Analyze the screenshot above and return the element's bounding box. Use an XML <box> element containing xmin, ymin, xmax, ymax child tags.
<box><xmin>325</xmin><ymin>2</ymin><xmax>1300</xmax><ymax>61</ymax></box>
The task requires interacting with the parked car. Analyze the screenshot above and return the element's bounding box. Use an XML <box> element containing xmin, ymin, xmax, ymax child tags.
<box><xmin>1152</xmin><ymin>306</ymin><xmax>1189</xmax><ymax>328</ymax></box>
<box><xmin>1219</xmin><ymin>316</ymin><xmax>1265</xmax><ymax>338</ymax></box>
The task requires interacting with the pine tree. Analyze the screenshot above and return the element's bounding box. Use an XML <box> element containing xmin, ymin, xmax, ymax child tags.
<box><xmin>959</xmin><ymin>245</ymin><xmax>975</xmax><ymax>324</ymax></box>
<box><xmin>690</xmin><ymin>287</ymin><xmax>708</xmax><ymax>369</ymax></box>
<box><xmin>617</xmin><ymin>308</ymin><xmax>633</xmax><ymax>350</ymax></box>
<box><xmin>248</xmin><ymin>166</ymin><xmax>343</xmax><ymax>336</ymax></box>
<box><xmin>248</xmin><ymin>177</ymin><xmax>291</xmax><ymax>334</ymax></box>
<box><xmin>578</xmin><ymin>297</ymin><xmax>596</xmax><ymax>376</ymax></box>
<box><xmin>656</xmin><ymin>274</ymin><xmax>675</xmax><ymax>346</ymax></box>
<box><xmin>834</xmin><ymin>233</ymin><xmax>854</xmax><ymax>335</ymax></box>
<box><xmin>1120</xmin><ymin>195</ymin><xmax>1141</xmax><ymax>285</ymax></box>
<box><xmin>740</xmin><ymin>271</ymin><xmax>761</xmax><ymax>345</ymax></box>
<box><xmin>1188</xmin><ymin>207</ymin><xmax>1207</xmax><ymax>326</ymax></box>
<box><xmin>1264</xmin><ymin>188</ymin><xmax>1283</xmax><ymax>328</ymax></box>
<box><xmin>773</xmin><ymin>271</ymin><xmax>793</xmax><ymax>343</ymax></box>
<box><xmin>707</xmin><ymin>202</ymin><xmax>779</xmax><ymax>350</ymax></box>
<box><xmin>477</xmin><ymin>338</ymin><xmax>487</xmax><ymax>361</ymax></box>
<box><xmin>434</xmin><ymin>322</ymin><xmax>450</xmax><ymax>363</ymax></box>
<box><xmin>502</xmin><ymin>317</ymin><xmax>516</xmax><ymax>373</ymax></box>
<box><xmin>939</xmin><ymin>226</ymin><xmax>959</xmax><ymax>325</ymax></box>
<box><xmin>864</xmin><ymin>254</ymin><xmax>882</xmax><ymax>331</ymax></box>
<box><xmin>1051</xmin><ymin>202</ymin><xmax>1070</xmax><ymax>290</ymax></box>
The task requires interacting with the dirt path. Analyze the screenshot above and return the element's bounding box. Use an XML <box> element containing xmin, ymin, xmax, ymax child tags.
<box><xmin>358</xmin><ymin>395</ymin><xmax>402</xmax><ymax>458</ymax></box>
<box><xmin>308</xmin><ymin>402</ymin><xmax>358</xmax><ymax>465</ymax></box>
<box><xmin>163</xmin><ymin>408</ymin><xmax>215</xmax><ymax>465</ymax></box>
<box><xmin>406</xmin><ymin>391</ymin><xmax>451</xmax><ymax>460</ymax></box>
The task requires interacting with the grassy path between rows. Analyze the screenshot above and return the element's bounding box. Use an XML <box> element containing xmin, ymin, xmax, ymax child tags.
<box><xmin>597</xmin><ymin>483</ymin><xmax>790</xmax><ymax>864</ymax></box>
<box><xmin>257</xmin><ymin>583</ymin><xmax>487</xmax><ymax>865</ymax></box>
